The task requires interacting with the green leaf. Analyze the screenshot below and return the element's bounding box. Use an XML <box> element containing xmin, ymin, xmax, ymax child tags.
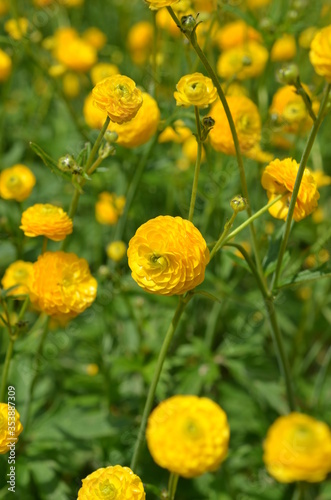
<box><xmin>278</xmin><ymin>264</ymin><xmax>331</xmax><ymax>289</ymax></box>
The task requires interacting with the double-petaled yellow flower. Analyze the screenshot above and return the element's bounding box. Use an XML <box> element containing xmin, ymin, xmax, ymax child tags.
<box><xmin>127</xmin><ymin>215</ymin><xmax>209</xmax><ymax>296</ymax></box>
<box><xmin>20</xmin><ymin>204</ymin><xmax>73</xmax><ymax>241</ymax></box>
<box><xmin>95</xmin><ymin>192</ymin><xmax>125</xmax><ymax>225</ymax></box>
<box><xmin>92</xmin><ymin>75</ymin><xmax>143</xmax><ymax>124</ymax></box>
<box><xmin>0</xmin><ymin>49</ymin><xmax>12</xmax><ymax>82</ymax></box>
<box><xmin>0</xmin><ymin>403</ymin><xmax>24</xmax><ymax>454</ymax></box>
<box><xmin>174</xmin><ymin>73</ymin><xmax>217</xmax><ymax>108</ymax></box>
<box><xmin>77</xmin><ymin>465</ymin><xmax>145</xmax><ymax>500</ymax></box>
<box><xmin>0</xmin><ymin>164</ymin><xmax>36</xmax><ymax>202</ymax></box>
<box><xmin>144</xmin><ymin>0</ymin><xmax>179</xmax><ymax>9</ymax></box>
<box><xmin>29</xmin><ymin>251</ymin><xmax>97</xmax><ymax>320</ymax></box>
<box><xmin>146</xmin><ymin>395</ymin><xmax>230</xmax><ymax>478</ymax></box>
<box><xmin>309</xmin><ymin>25</ymin><xmax>331</xmax><ymax>82</ymax></box>
<box><xmin>217</xmin><ymin>41</ymin><xmax>268</xmax><ymax>80</ymax></box>
<box><xmin>1</xmin><ymin>261</ymin><xmax>34</xmax><ymax>297</ymax></box>
<box><xmin>261</xmin><ymin>158</ymin><xmax>320</xmax><ymax>221</ymax></box>
<box><xmin>263</xmin><ymin>412</ymin><xmax>331</xmax><ymax>483</ymax></box>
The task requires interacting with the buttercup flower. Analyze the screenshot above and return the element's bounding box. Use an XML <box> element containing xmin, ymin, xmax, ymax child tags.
<box><xmin>20</xmin><ymin>204</ymin><xmax>73</xmax><ymax>241</ymax></box>
<box><xmin>309</xmin><ymin>25</ymin><xmax>331</xmax><ymax>82</ymax></box>
<box><xmin>146</xmin><ymin>395</ymin><xmax>230</xmax><ymax>478</ymax></box>
<box><xmin>0</xmin><ymin>49</ymin><xmax>12</xmax><ymax>82</ymax></box>
<box><xmin>54</xmin><ymin>36</ymin><xmax>97</xmax><ymax>72</ymax></box>
<box><xmin>4</xmin><ymin>18</ymin><xmax>29</xmax><ymax>40</ymax></box>
<box><xmin>127</xmin><ymin>215</ymin><xmax>209</xmax><ymax>296</ymax></box>
<box><xmin>312</xmin><ymin>170</ymin><xmax>331</xmax><ymax>188</ymax></box>
<box><xmin>107</xmin><ymin>92</ymin><xmax>160</xmax><ymax>148</ymax></box>
<box><xmin>270</xmin><ymin>34</ymin><xmax>297</xmax><ymax>62</ymax></box>
<box><xmin>92</xmin><ymin>75</ymin><xmax>143</xmax><ymax>124</ymax></box>
<box><xmin>82</xmin><ymin>27</ymin><xmax>107</xmax><ymax>50</ymax></box>
<box><xmin>1</xmin><ymin>261</ymin><xmax>34</xmax><ymax>297</ymax></box>
<box><xmin>29</xmin><ymin>251</ymin><xmax>97</xmax><ymax>320</ymax></box>
<box><xmin>95</xmin><ymin>192</ymin><xmax>125</xmax><ymax>225</ymax></box>
<box><xmin>127</xmin><ymin>21</ymin><xmax>154</xmax><ymax>65</ymax></box>
<box><xmin>158</xmin><ymin>120</ymin><xmax>192</xmax><ymax>143</ymax></box>
<box><xmin>145</xmin><ymin>0</ymin><xmax>179</xmax><ymax>10</ymax></box>
<box><xmin>215</xmin><ymin>20</ymin><xmax>261</xmax><ymax>51</ymax></box>
<box><xmin>90</xmin><ymin>62</ymin><xmax>119</xmax><ymax>85</ymax></box>
<box><xmin>0</xmin><ymin>403</ymin><xmax>23</xmax><ymax>454</ymax></box>
<box><xmin>106</xmin><ymin>241</ymin><xmax>127</xmax><ymax>262</ymax></box>
<box><xmin>261</xmin><ymin>158</ymin><xmax>320</xmax><ymax>221</ymax></box>
<box><xmin>217</xmin><ymin>42</ymin><xmax>268</xmax><ymax>80</ymax></box>
<box><xmin>77</xmin><ymin>465</ymin><xmax>145</xmax><ymax>500</ymax></box>
<box><xmin>0</xmin><ymin>164</ymin><xmax>36</xmax><ymax>202</ymax></box>
<box><xmin>209</xmin><ymin>96</ymin><xmax>271</xmax><ymax>161</ymax></box>
<box><xmin>62</xmin><ymin>72</ymin><xmax>81</xmax><ymax>98</ymax></box>
<box><xmin>263</xmin><ymin>412</ymin><xmax>331</xmax><ymax>483</ymax></box>
<box><xmin>174</xmin><ymin>73</ymin><xmax>217</xmax><ymax>108</ymax></box>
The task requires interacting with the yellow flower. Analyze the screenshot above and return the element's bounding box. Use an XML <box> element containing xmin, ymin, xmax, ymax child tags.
<box><xmin>263</xmin><ymin>413</ymin><xmax>331</xmax><ymax>483</ymax></box>
<box><xmin>107</xmin><ymin>92</ymin><xmax>160</xmax><ymax>148</ymax></box>
<box><xmin>310</xmin><ymin>25</ymin><xmax>331</xmax><ymax>82</ymax></box>
<box><xmin>62</xmin><ymin>72</ymin><xmax>81</xmax><ymax>98</ymax></box>
<box><xmin>4</xmin><ymin>18</ymin><xmax>29</xmax><ymax>40</ymax></box>
<box><xmin>299</xmin><ymin>27</ymin><xmax>318</xmax><ymax>50</ymax></box>
<box><xmin>86</xmin><ymin>363</ymin><xmax>99</xmax><ymax>376</ymax></box>
<box><xmin>20</xmin><ymin>204</ymin><xmax>73</xmax><ymax>241</ymax></box>
<box><xmin>174</xmin><ymin>73</ymin><xmax>217</xmax><ymax>108</ymax></box>
<box><xmin>145</xmin><ymin>0</ymin><xmax>179</xmax><ymax>10</ymax></box>
<box><xmin>146</xmin><ymin>395</ymin><xmax>230</xmax><ymax>478</ymax></box>
<box><xmin>209</xmin><ymin>96</ymin><xmax>268</xmax><ymax>159</ymax></box>
<box><xmin>312</xmin><ymin>170</ymin><xmax>331</xmax><ymax>188</ymax></box>
<box><xmin>83</xmin><ymin>92</ymin><xmax>106</xmax><ymax>129</ymax></box>
<box><xmin>95</xmin><ymin>192</ymin><xmax>125</xmax><ymax>225</ymax></box>
<box><xmin>261</xmin><ymin>158</ymin><xmax>320</xmax><ymax>222</ymax></box>
<box><xmin>60</xmin><ymin>0</ymin><xmax>84</xmax><ymax>6</ymax></box>
<box><xmin>215</xmin><ymin>20</ymin><xmax>262</xmax><ymax>51</ymax></box>
<box><xmin>192</xmin><ymin>0</ymin><xmax>217</xmax><ymax>12</ymax></box>
<box><xmin>0</xmin><ymin>164</ymin><xmax>36</xmax><ymax>202</ymax></box>
<box><xmin>156</xmin><ymin>8</ymin><xmax>181</xmax><ymax>38</ymax></box>
<box><xmin>217</xmin><ymin>41</ymin><xmax>268</xmax><ymax>80</ymax></box>
<box><xmin>92</xmin><ymin>75</ymin><xmax>143</xmax><ymax>124</ymax></box>
<box><xmin>270</xmin><ymin>34</ymin><xmax>297</xmax><ymax>62</ymax></box>
<box><xmin>90</xmin><ymin>62</ymin><xmax>119</xmax><ymax>86</ymax></box>
<box><xmin>54</xmin><ymin>36</ymin><xmax>97</xmax><ymax>72</ymax></box>
<box><xmin>0</xmin><ymin>49</ymin><xmax>11</xmax><ymax>82</ymax></box>
<box><xmin>127</xmin><ymin>21</ymin><xmax>154</xmax><ymax>65</ymax></box>
<box><xmin>269</xmin><ymin>84</ymin><xmax>317</xmax><ymax>134</ymax></box>
<box><xmin>158</xmin><ymin>120</ymin><xmax>192</xmax><ymax>143</ymax></box>
<box><xmin>82</xmin><ymin>27</ymin><xmax>107</xmax><ymax>50</ymax></box>
<box><xmin>246</xmin><ymin>0</ymin><xmax>271</xmax><ymax>7</ymax></box>
<box><xmin>106</xmin><ymin>241</ymin><xmax>127</xmax><ymax>262</ymax></box>
<box><xmin>182</xmin><ymin>135</ymin><xmax>206</xmax><ymax>163</ymax></box>
<box><xmin>1</xmin><ymin>261</ymin><xmax>34</xmax><ymax>297</ymax></box>
<box><xmin>29</xmin><ymin>251</ymin><xmax>97</xmax><ymax>320</ymax></box>
<box><xmin>0</xmin><ymin>403</ymin><xmax>23</xmax><ymax>454</ymax></box>
<box><xmin>78</xmin><ymin>465</ymin><xmax>145</xmax><ymax>500</ymax></box>
<box><xmin>127</xmin><ymin>215</ymin><xmax>209</xmax><ymax>296</ymax></box>
<box><xmin>0</xmin><ymin>0</ymin><xmax>9</xmax><ymax>16</ymax></box>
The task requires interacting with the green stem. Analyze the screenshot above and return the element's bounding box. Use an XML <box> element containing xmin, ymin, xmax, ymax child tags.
<box><xmin>87</xmin><ymin>156</ymin><xmax>103</xmax><ymax>176</ymax></box>
<box><xmin>17</xmin><ymin>295</ymin><xmax>30</xmax><ymax>322</ymax></box>
<box><xmin>130</xmin><ymin>294</ymin><xmax>191</xmax><ymax>471</ymax></box>
<box><xmin>41</xmin><ymin>237</ymin><xmax>48</xmax><ymax>254</ymax></box>
<box><xmin>24</xmin><ymin>315</ymin><xmax>50</xmax><ymax>433</ymax></box>
<box><xmin>168</xmin><ymin>472</ymin><xmax>179</xmax><ymax>500</ymax></box>
<box><xmin>166</xmin><ymin>7</ymin><xmax>266</xmax><ymax>285</ymax></box>
<box><xmin>273</xmin><ymin>83</ymin><xmax>331</xmax><ymax>289</ymax></box>
<box><xmin>0</xmin><ymin>337</ymin><xmax>15</xmax><ymax>403</ymax></box>
<box><xmin>209</xmin><ymin>212</ymin><xmax>237</xmax><ymax>260</ymax></box>
<box><xmin>188</xmin><ymin>106</ymin><xmax>202</xmax><ymax>222</ymax></box>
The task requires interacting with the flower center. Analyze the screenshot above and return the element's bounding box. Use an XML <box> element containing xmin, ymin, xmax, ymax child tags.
<box><xmin>292</xmin><ymin>425</ymin><xmax>315</xmax><ymax>453</ymax></box>
<box><xmin>98</xmin><ymin>479</ymin><xmax>118</xmax><ymax>499</ymax></box>
<box><xmin>149</xmin><ymin>253</ymin><xmax>167</xmax><ymax>269</ymax></box>
<box><xmin>41</xmin><ymin>205</ymin><xmax>58</xmax><ymax>214</ymax></box>
<box><xmin>186</xmin><ymin>81</ymin><xmax>206</xmax><ymax>98</ymax></box>
<box><xmin>115</xmin><ymin>84</ymin><xmax>130</xmax><ymax>98</ymax></box>
<box><xmin>6</xmin><ymin>175</ymin><xmax>21</xmax><ymax>190</ymax></box>
<box><xmin>183</xmin><ymin>418</ymin><xmax>202</xmax><ymax>439</ymax></box>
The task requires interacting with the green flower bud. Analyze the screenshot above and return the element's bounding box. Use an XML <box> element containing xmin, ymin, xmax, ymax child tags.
<box><xmin>230</xmin><ymin>195</ymin><xmax>248</xmax><ymax>213</ymax></box>
<box><xmin>58</xmin><ymin>154</ymin><xmax>78</xmax><ymax>173</ymax></box>
<box><xmin>181</xmin><ymin>15</ymin><xmax>196</xmax><ymax>34</ymax></box>
<box><xmin>104</xmin><ymin>130</ymin><xmax>118</xmax><ymax>143</ymax></box>
<box><xmin>277</xmin><ymin>64</ymin><xmax>299</xmax><ymax>86</ymax></box>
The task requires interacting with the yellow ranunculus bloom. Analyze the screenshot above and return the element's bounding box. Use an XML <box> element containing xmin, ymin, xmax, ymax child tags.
<box><xmin>215</xmin><ymin>20</ymin><xmax>261</xmax><ymax>51</ymax></box>
<box><xmin>270</xmin><ymin>34</ymin><xmax>297</xmax><ymax>62</ymax></box>
<box><xmin>54</xmin><ymin>37</ymin><xmax>97</xmax><ymax>72</ymax></box>
<box><xmin>106</xmin><ymin>92</ymin><xmax>160</xmax><ymax>148</ymax></box>
<box><xmin>92</xmin><ymin>75</ymin><xmax>143</xmax><ymax>124</ymax></box>
<box><xmin>4</xmin><ymin>18</ymin><xmax>29</xmax><ymax>40</ymax></box>
<box><xmin>90</xmin><ymin>62</ymin><xmax>119</xmax><ymax>86</ymax></box>
<box><xmin>182</xmin><ymin>135</ymin><xmax>206</xmax><ymax>163</ymax></box>
<box><xmin>127</xmin><ymin>21</ymin><xmax>153</xmax><ymax>65</ymax></box>
<box><xmin>144</xmin><ymin>0</ymin><xmax>179</xmax><ymax>9</ymax></box>
<box><xmin>82</xmin><ymin>27</ymin><xmax>107</xmax><ymax>50</ymax></box>
<box><xmin>158</xmin><ymin>120</ymin><xmax>192</xmax><ymax>143</ymax></box>
<box><xmin>1</xmin><ymin>261</ymin><xmax>34</xmax><ymax>297</ymax></box>
<box><xmin>261</xmin><ymin>158</ymin><xmax>320</xmax><ymax>222</ymax></box>
<box><xmin>146</xmin><ymin>395</ymin><xmax>230</xmax><ymax>478</ymax></box>
<box><xmin>83</xmin><ymin>92</ymin><xmax>106</xmax><ymax>129</ymax></box>
<box><xmin>311</xmin><ymin>170</ymin><xmax>331</xmax><ymax>188</ymax></box>
<box><xmin>217</xmin><ymin>41</ymin><xmax>268</xmax><ymax>80</ymax></box>
<box><xmin>310</xmin><ymin>25</ymin><xmax>331</xmax><ymax>82</ymax></box>
<box><xmin>29</xmin><ymin>251</ymin><xmax>97</xmax><ymax>320</ymax></box>
<box><xmin>0</xmin><ymin>403</ymin><xmax>24</xmax><ymax>454</ymax></box>
<box><xmin>0</xmin><ymin>49</ymin><xmax>12</xmax><ymax>82</ymax></box>
<box><xmin>127</xmin><ymin>215</ymin><xmax>209</xmax><ymax>296</ymax></box>
<box><xmin>20</xmin><ymin>204</ymin><xmax>73</xmax><ymax>241</ymax></box>
<box><xmin>299</xmin><ymin>26</ymin><xmax>318</xmax><ymax>49</ymax></box>
<box><xmin>77</xmin><ymin>465</ymin><xmax>145</xmax><ymax>499</ymax></box>
<box><xmin>263</xmin><ymin>413</ymin><xmax>331</xmax><ymax>483</ymax></box>
<box><xmin>174</xmin><ymin>73</ymin><xmax>217</xmax><ymax>108</ymax></box>
<box><xmin>0</xmin><ymin>164</ymin><xmax>36</xmax><ymax>202</ymax></box>
<box><xmin>95</xmin><ymin>192</ymin><xmax>125</xmax><ymax>225</ymax></box>
<box><xmin>62</xmin><ymin>72</ymin><xmax>81</xmax><ymax>98</ymax></box>
<box><xmin>106</xmin><ymin>241</ymin><xmax>127</xmax><ymax>262</ymax></box>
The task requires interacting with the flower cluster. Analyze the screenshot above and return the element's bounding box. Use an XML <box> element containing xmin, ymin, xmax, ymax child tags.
<box><xmin>146</xmin><ymin>395</ymin><xmax>230</xmax><ymax>477</ymax></box>
<box><xmin>77</xmin><ymin>465</ymin><xmax>145</xmax><ymax>499</ymax></box>
<box><xmin>127</xmin><ymin>215</ymin><xmax>210</xmax><ymax>296</ymax></box>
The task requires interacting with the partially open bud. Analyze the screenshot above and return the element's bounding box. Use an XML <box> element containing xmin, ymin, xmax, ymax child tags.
<box><xmin>99</xmin><ymin>142</ymin><xmax>116</xmax><ymax>159</ymax></box>
<box><xmin>201</xmin><ymin>116</ymin><xmax>215</xmax><ymax>141</ymax></box>
<box><xmin>277</xmin><ymin>63</ymin><xmax>299</xmax><ymax>86</ymax></box>
<box><xmin>230</xmin><ymin>195</ymin><xmax>248</xmax><ymax>213</ymax></box>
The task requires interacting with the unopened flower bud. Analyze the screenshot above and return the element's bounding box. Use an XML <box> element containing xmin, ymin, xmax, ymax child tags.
<box><xmin>230</xmin><ymin>195</ymin><xmax>248</xmax><ymax>213</ymax></box>
<box><xmin>181</xmin><ymin>15</ymin><xmax>196</xmax><ymax>34</ymax></box>
<box><xmin>201</xmin><ymin>116</ymin><xmax>215</xmax><ymax>141</ymax></box>
<box><xmin>104</xmin><ymin>130</ymin><xmax>118</xmax><ymax>143</ymax></box>
<box><xmin>242</xmin><ymin>56</ymin><xmax>252</xmax><ymax>67</ymax></box>
<box><xmin>58</xmin><ymin>154</ymin><xmax>78</xmax><ymax>173</ymax></box>
<box><xmin>99</xmin><ymin>142</ymin><xmax>116</xmax><ymax>159</ymax></box>
<box><xmin>277</xmin><ymin>63</ymin><xmax>299</xmax><ymax>85</ymax></box>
